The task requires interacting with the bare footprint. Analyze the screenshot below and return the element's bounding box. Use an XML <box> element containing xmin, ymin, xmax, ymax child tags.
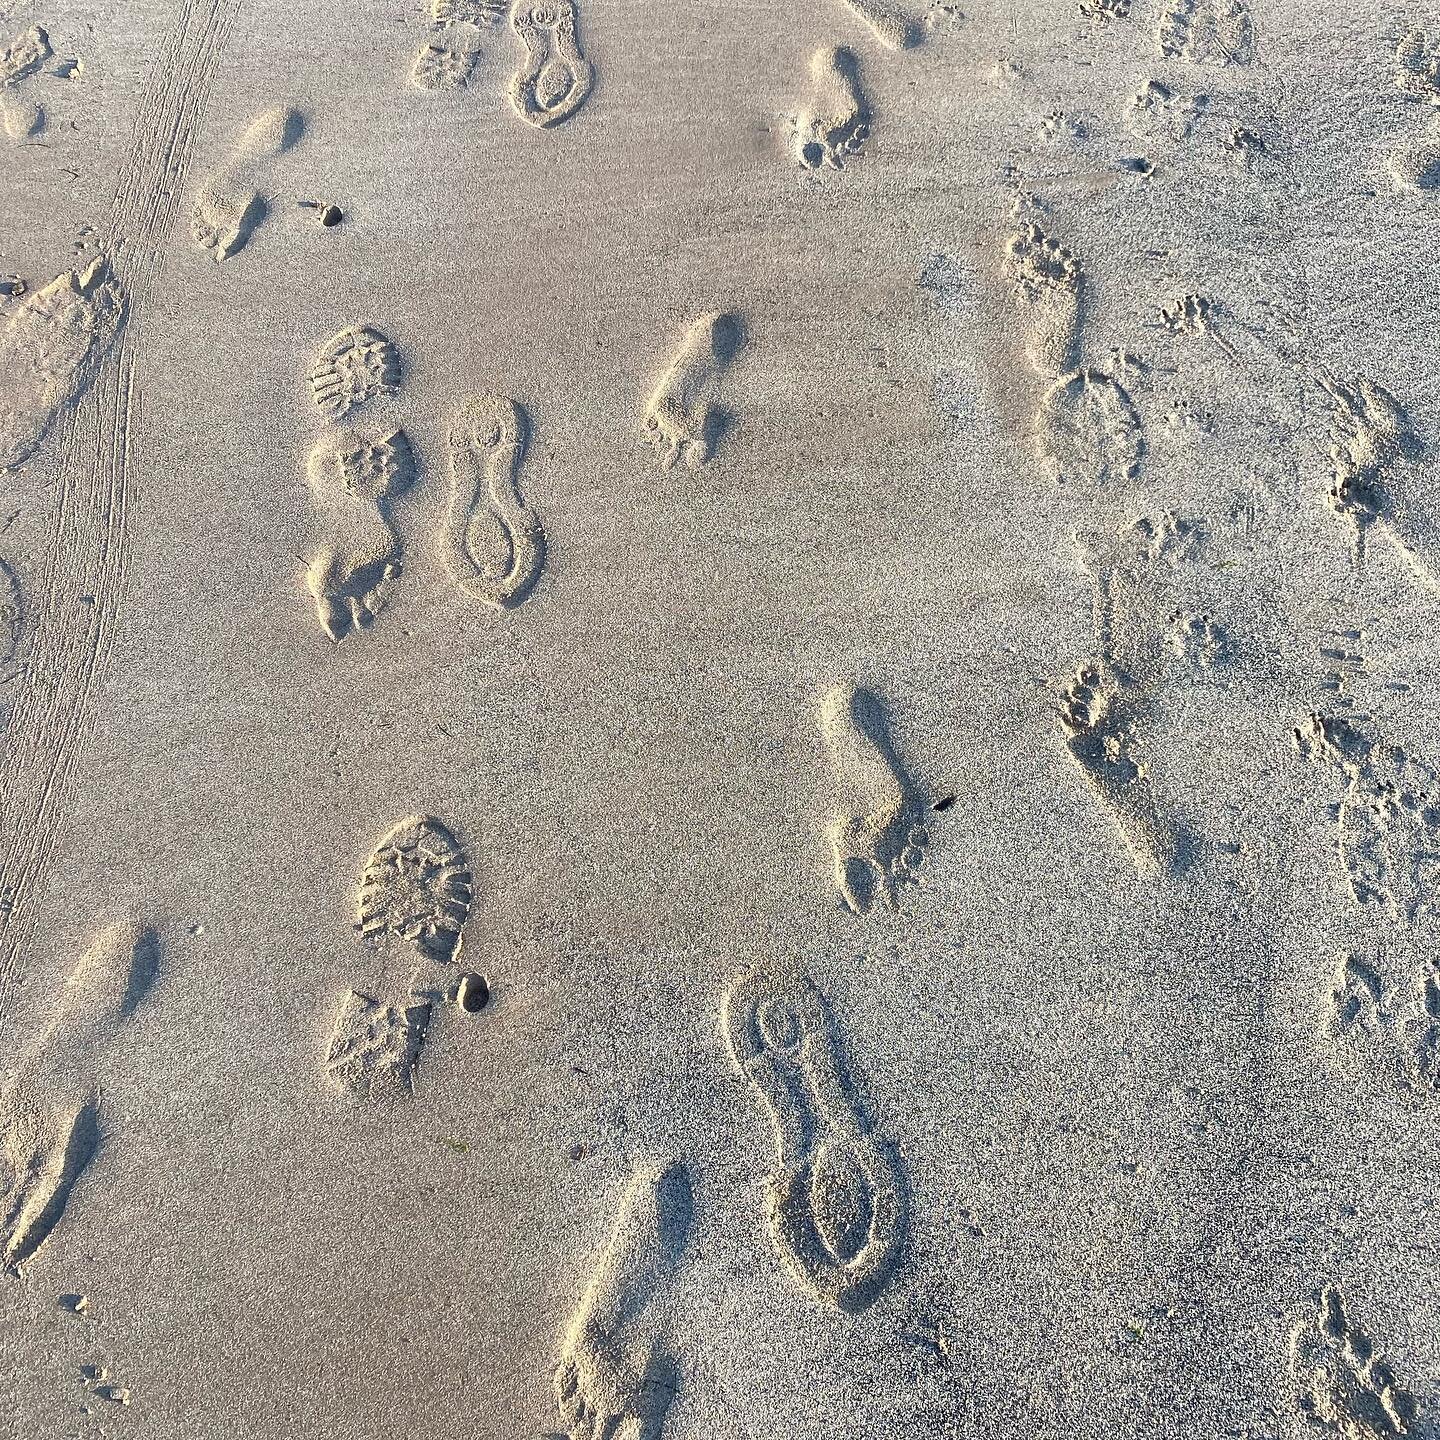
<box><xmin>1289</xmin><ymin>1286</ymin><xmax>1416</xmax><ymax>1440</ymax></box>
<box><xmin>1388</xmin><ymin>124</ymin><xmax>1440</xmax><ymax>193</ymax></box>
<box><xmin>555</xmin><ymin>1159</ymin><xmax>692</xmax><ymax>1440</ymax></box>
<box><xmin>641</xmin><ymin>313</ymin><xmax>743</xmax><ymax>471</ymax></box>
<box><xmin>723</xmin><ymin>969</ymin><xmax>905</xmax><ymax>1313</ymax></box>
<box><xmin>1003</xmin><ymin>222</ymin><xmax>1083</xmax><ymax>380</ymax></box>
<box><xmin>0</xmin><ymin>256</ymin><xmax>125</xmax><ymax>473</ymax></box>
<box><xmin>1059</xmin><ymin>662</ymin><xmax>1181</xmax><ymax>876</ymax></box>
<box><xmin>0</xmin><ymin>25</ymin><xmax>71</xmax><ymax>142</ymax></box>
<box><xmin>509</xmin><ymin>0</ymin><xmax>593</xmax><ymax>129</ymax></box>
<box><xmin>438</xmin><ymin>395</ymin><xmax>544</xmax><ymax>611</ymax></box>
<box><xmin>191</xmin><ymin>105</ymin><xmax>303</xmax><ymax>261</ymax></box>
<box><xmin>302</xmin><ymin>425</ymin><xmax>415</xmax><ymax>643</ymax></box>
<box><xmin>832</xmin><ymin>0</ymin><xmax>921</xmax><ymax>51</ymax></box>
<box><xmin>796</xmin><ymin>47</ymin><xmax>869</xmax><ymax>170</ymax></box>
<box><xmin>819</xmin><ymin>682</ymin><xmax>928</xmax><ymax>916</ymax></box>
<box><xmin>1</xmin><ymin>922</ymin><xmax>158</xmax><ymax>1273</ymax></box>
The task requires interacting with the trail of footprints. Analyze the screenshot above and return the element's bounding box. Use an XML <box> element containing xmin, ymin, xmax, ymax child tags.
<box><xmin>298</xmin><ymin>324</ymin><xmax>546</xmax><ymax>639</ymax></box>
<box><xmin>7</xmin><ymin>3</ymin><xmax>1440</xmax><ymax>1435</ymax></box>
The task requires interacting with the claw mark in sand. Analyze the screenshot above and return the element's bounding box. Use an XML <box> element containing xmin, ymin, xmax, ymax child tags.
<box><xmin>1289</xmin><ymin>1286</ymin><xmax>1417</xmax><ymax>1440</ymax></box>
<box><xmin>303</xmin><ymin>425</ymin><xmax>415</xmax><ymax>643</ymax></box>
<box><xmin>723</xmin><ymin>969</ymin><xmax>906</xmax><ymax>1312</ymax></box>
<box><xmin>191</xmin><ymin>105</ymin><xmax>304</xmax><ymax>261</ymax></box>
<box><xmin>1003</xmin><ymin>222</ymin><xmax>1083</xmax><ymax>381</ymax></box>
<box><xmin>439</xmin><ymin>395</ymin><xmax>544</xmax><ymax>611</ymax></box>
<box><xmin>819</xmin><ymin>682</ymin><xmax>929</xmax><ymax>916</ymax></box>
<box><xmin>356</xmin><ymin>815</ymin><xmax>474</xmax><ymax>963</ymax></box>
<box><xmin>796</xmin><ymin>47</ymin><xmax>870</xmax><ymax>170</ymax></box>
<box><xmin>2</xmin><ymin>922</ymin><xmax>159</xmax><ymax>1273</ymax></box>
<box><xmin>831</xmin><ymin>0</ymin><xmax>921</xmax><ymax>51</ymax></box>
<box><xmin>641</xmin><ymin>313</ymin><xmax>744</xmax><ymax>471</ymax></box>
<box><xmin>0</xmin><ymin>258</ymin><xmax>125</xmax><ymax>474</ymax></box>
<box><xmin>509</xmin><ymin>0</ymin><xmax>593</xmax><ymax>129</ymax></box>
<box><xmin>308</xmin><ymin>326</ymin><xmax>401</xmax><ymax>421</ymax></box>
<box><xmin>554</xmin><ymin>1160</ymin><xmax>692</xmax><ymax>1440</ymax></box>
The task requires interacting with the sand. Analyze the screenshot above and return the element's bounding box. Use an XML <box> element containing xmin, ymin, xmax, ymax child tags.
<box><xmin>2</xmin><ymin>0</ymin><xmax>1440</xmax><ymax>1435</ymax></box>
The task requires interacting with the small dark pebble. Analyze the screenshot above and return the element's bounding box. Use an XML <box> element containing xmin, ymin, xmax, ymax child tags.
<box><xmin>319</xmin><ymin>205</ymin><xmax>342</xmax><ymax>227</ymax></box>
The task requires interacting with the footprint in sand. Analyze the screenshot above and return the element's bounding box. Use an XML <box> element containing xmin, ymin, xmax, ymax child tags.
<box><xmin>307</xmin><ymin>326</ymin><xmax>401</xmax><ymax>422</ymax></box>
<box><xmin>509</xmin><ymin>0</ymin><xmax>593</xmax><ymax>129</ymax></box>
<box><xmin>1388</xmin><ymin>117</ymin><xmax>1440</xmax><ymax>193</ymax></box>
<box><xmin>355</xmin><ymin>815</ymin><xmax>474</xmax><ymax>963</ymax></box>
<box><xmin>302</xmin><ymin>424</ymin><xmax>416</xmax><ymax>643</ymax></box>
<box><xmin>324</xmin><ymin>986</ymin><xmax>434</xmax><ymax>1102</ymax></box>
<box><xmin>0</xmin><ymin>257</ymin><xmax>125</xmax><ymax>474</ymax></box>
<box><xmin>438</xmin><ymin>395</ymin><xmax>545</xmax><ymax>611</ymax></box>
<box><xmin>641</xmin><ymin>313</ymin><xmax>744</xmax><ymax>472</ymax></box>
<box><xmin>795</xmin><ymin>47</ymin><xmax>870</xmax><ymax>170</ymax></box>
<box><xmin>819</xmin><ymin>682</ymin><xmax>929</xmax><ymax>916</ymax></box>
<box><xmin>1037</xmin><ymin>368</ymin><xmax>1145</xmax><ymax>489</ymax></box>
<box><xmin>1059</xmin><ymin>661</ymin><xmax>1181</xmax><ymax>877</ymax></box>
<box><xmin>1289</xmin><ymin>1286</ymin><xmax>1417</xmax><ymax>1440</ymax></box>
<box><xmin>0</xmin><ymin>25</ymin><xmax>74</xmax><ymax>142</ymax></box>
<box><xmin>2</xmin><ymin>922</ymin><xmax>159</xmax><ymax>1273</ymax></box>
<box><xmin>411</xmin><ymin>0</ymin><xmax>504</xmax><ymax>92</ymax></box>
<box><xmin>723</xmin><ymin>969</ymin><xmax>905</xmax><ymax>1313</ymax></box>
<box><xmin>1003</xmin><ymin>221</ymin><xmax>1083</xmax><ymax>381</ymax></box>
<box><xmin>832</xmin><ymin>0</ymin><xmax>921</xmax><ymax>51</ymax></box>
<box><xmin>555</xmin><ymin>1159</ymin><xmax>691</xmax><ymax>1440</ymax></box>
<box><xmin>190</xmin><ymin>105</ymin><xmax>304</xmax><ymax>262</ymax></box>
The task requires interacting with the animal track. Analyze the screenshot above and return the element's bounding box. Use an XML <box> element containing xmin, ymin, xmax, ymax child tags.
<box><xmin>324</xmin><ymin>988</ymin><xmax>433</xmax><ymax>1102</ymax></box>
<box><xmin>796</xmin><ymin>47</ymin><xmax>869</xmax><ymax>170</ymax></box>
<box><xmin>1060</xmin><ymin>663</ymin><xmax>1180</xmax><ymax>876</ymax></box>
<box><xmin>0</xmin><ymin>257</ymin><xmax>125</xmax><ymax>474</ymax></box>
<box><xmin>1157</xmin><ymin>0</ymin><xmax>1254</xmax><ymax>64</ymax></box>
<box><xmin>1037</xmin><ymin>369</ymin><xmax>1144</xmax><ymax>488</ymax></box>
<box><xmin>1294</xmin><ymin>713</ymin><xmax>1440</xmax><ymax>922</ymax></box>
<box><xmin>2</xmin><ymin>922</ymin><xmax>158</xmax><ymax>1272</ymax></box>
<box><xmin>307</xmin><ymin>326</ymin><xmax>401</xmax><ymax>420</ymax></box>
<box><xmin>554</xmin><ymin>1159</ymin><xmax>691</xmax><ymax>1440</ymax></box>
<box><xmin>1326</xmin><ymin>953</ymin><xmax>1440</xmax><ymax>1097</ymax></box>
<box><xmin>1003</xmin><ymin>222</ymin><xmax>1083</xmax><ymax>380</ymax></box>
<box><xmin>832</xmin><ymin>0</ymin><xmax>921</xmax><ymax>51</ymax></box>
<box><xmin>1388</xmin><ymin>121</ymin><xmax>1440</xmax><ymax>192</ymax></box>
<box><xmin>191</xmin><ymin>105</ymin><xmax>303</xmax><ymax>261</ymax></box>
<box><xmin>723</xmin><ymin>969</ymin><xmax>905</xmax><ymax>1313</ymax></box>
<box><xmin>819</xmin><ymin>683</ymin><xmax>929</xmax><ymax>916</ymax></box>
<box><xmin>438</xmin><ymin>395</ymin><xmax>544</xmax><ymax>611</ymax></box>
<box><xmin>509</xmin><ymin>0</ymin><xmax>593</xmax><ymax>128</ymax></box>
<box><xmin>303</xmin><ymin>424</ymin><xmax>415</xmax><ymax>643</ymax></box>
<box><xmin>1319</xmin><ymin>377</ymin><xmax>1421</xmax><ymax>551</ymax></box>
<box><xmin>356</xmin><ymin>816</ymin><xmax>473</xmax><ymax>962</ymax></box>
<box><xmin>1396</xmin><ymin>27</ymin><xmax>1440</xmax><ymax>104</ymax></box>
<box><xmin>1290</xmin><ymin>1287</ymin><xmax>1417</xmax><ymax>1440</ymax></box>
<box><xmin>641</xmin><ymin>313</ymin><xmax>743</xmax><ymax>471</ymax></box>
